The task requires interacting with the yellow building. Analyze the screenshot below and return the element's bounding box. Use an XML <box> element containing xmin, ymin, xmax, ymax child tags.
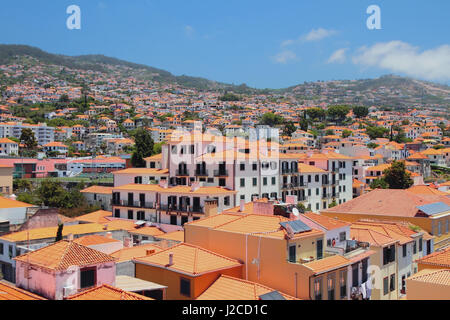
<box><xmin>184</xmin><ymin>213</ymin><xmax>374</xmax><ymax>300</ymax></box>
<box><xmin>133</xmin><ymin>243</ymin><xmax>243</xmax><ymax>300</ymax></box>
<box><xmin>0</xmin><ymin>165</ymin><xmax>13</xmax><ymax>195</ymax></box>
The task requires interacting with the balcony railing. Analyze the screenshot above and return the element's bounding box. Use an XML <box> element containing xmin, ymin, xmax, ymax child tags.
<box><xmin>159</xmin><ymin>204</ymin><xmax>204</xmax><ymax>213</ymax></box>
<box><xmin>175</xmin><ymin>169</ymin><xmax>190</xmax><ymax>176</ymax></box>
<box><xmin>112</xmin><ymin>200</ymin><xmax>155</xmax><ymax>209</ymax></box>
<box><xmin>194</xmin><ymin>169</ymin><xmax>209</xmax><ymax>176</ymax></box>
<box><xmin>282</xmin><ymin>168</ymin><xmax>299</xmax><ymax>174</ymax></box>
<box><xmin>213</xmin><ymin>169</ymin><xmax>228</xmax><ymax>177</ymax></box>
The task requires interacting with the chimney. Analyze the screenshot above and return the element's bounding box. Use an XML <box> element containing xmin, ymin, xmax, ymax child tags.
<box><xmin>103</xmin><ymin>224</ymin><xmax>108</xmax><ymax>230</ymax></box>
<box><xmin>252</xmin><ymin>195</ymin><xmax>258</xmax><ymax>202</ymax></box>
<box><xmin>106</xmin><ymin>232</ymin><xmax>112</xmax><ymax>239</ymax></box>
<box><xmin>123</xmin><ymin>237</ymin><xmax>132</xmax><ymax>248</ymax></box>
<box><xmin>253</xmin><ymin>200</ymin><xmax>274</xmax><ymax>215</ymax></box>
<box><xmin>67</xmin><ymin>233</ymin><xmax>74</xmax><ymax>241</ymax></box>
<box><xmin>239</xmin><ymin>199</ymin><xmax>245</xmax><ymax>212</ymax></box>
<box><xmin>204</xmin><ymin>199</ymin><xmax>218</xmax><ymax>217</ymax></box>
<box><xmin>146</xmin><ymin>249</ymin><xmax>155</xmax><ymax>256</ymax></box>
<box><xmin>168</xmin><ymin>253</ymin><xmax>174</xmax><ymax>266</ymax></box>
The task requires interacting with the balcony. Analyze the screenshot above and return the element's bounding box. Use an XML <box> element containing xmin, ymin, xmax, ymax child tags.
<box><xmin>175</xmin><ymin>169</ymin><xmax>190</xmax><ymax>176</ymax></box>
<box><xmin>282</xmin><ymin>168</ymin><xmax>298</xmax><ymax>175</ymax></box>
<box><xmin>194</xmin><ymin>169</ymin><xmax>209</xmax><ymax>177</ymax></box>
<box><xmin>113</xmin><ymin>200</ymin><xmax>155</xmax><ymax>209</ymax></box>
<box><xmin>159</xmin><ymin>204</ymin><xmax>204</xmax><ymax>214</ymax></box>
<box><xmin>213</xmin><ymin>169</ymin><xmax>228</xmax><ymax>177</ymax></box>
<box><xmin>326</xmin><ymin>240</ymin><xmax>370</xmax><ymax>259</ymax></box>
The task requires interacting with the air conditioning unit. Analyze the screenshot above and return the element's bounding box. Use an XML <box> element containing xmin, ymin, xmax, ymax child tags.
<box><xmin>63</xmin><ymin>286</ymin><xmax>76</xmax><ymax>298</ymax></box>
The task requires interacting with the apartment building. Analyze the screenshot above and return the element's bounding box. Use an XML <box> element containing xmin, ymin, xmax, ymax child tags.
<box><xmin>0</xmin><ymin>138</ymin><xmax>19</xmax><ymax>156</ymax></box>
<box><xmin>111</xmin><ymin>183</ymin><xmax>236</xmax><ymax>226</ymax></box>
<box><xmin>0</xmin><ymin>122</ymin><xmax>55</xmax><ymax>146</ymax></box>
<box><xmin>184</xmin><ymin>212</ymin><xmax>374</xmax><ymax>300</ymax></box>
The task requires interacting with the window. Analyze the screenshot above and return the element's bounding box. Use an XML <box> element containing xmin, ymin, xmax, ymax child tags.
<box><xmin>180</xmin><ymin>278</ymin><xmax>191</xmax><ymax>297</ymax></box>
<box><xmin>314</xmin><ymin>278</ymin><xmax>322</xmax><ymax>300</ymax></box>
<box><xmin>0</xmin><ymin>243</ymin><xmax>3</xmax><ymax>255</ymax></box>
<box><xmin>339</xmin><ymin>232</ymin><xmax>346</xmax><ymax>242</ymax></box>
<box><xmin>240</xmin><ymin>163</ymin><xmax>245</xmax><ymax>171</ymax></box>
<box><xmin>137</xmin><ymin>211</ymin><xmax>145</xmax><ymax>220</ymax></box>
<box><xmin>362</xmin><ymin>259</ymin><xmax>368</xmax><ymax>283</ymax></box>
<box><xmin>240</xmin><ymin>178</ymin><xmax>245</xmax><ymax>187</ymax></box>
<box><xmin>128</xmin><ymin>210</ymin><xmax>133</xmax><ymax>220</ymax></box>
<box><xmin>288</xmin><ymin>245</ymin><xmax>296</xmax><ymax>263</ymax></box>
<box><xmin>390</xmin><ymin>274</ymin><xmax>395</xmax><ymax>292</ymax></box>
<box><xmin>327</xmin><ymin>274</ymin><xmax>335</xmax><ymax>300</ymax></box>
<box><xmin>315</xmin><ymin>175</ymin><xmax>319</xmax><ymax>182</ymax></box>
<box><xmin>340</xmin><ymin>270</ymin><xmax>347</xmax><ymax>299</ymax></box>
<box><xmin>402</xmin><ymin>244</ymin><xmax>407</xmax><ymax>257</ymax></box>
<box><xmin>419</xmin><ymin>238</ymin><xmax>422</xmax><ymax>252</ymax></box>
<box><xmin>352</xmin><ymin>264</ymin><xmax>359</xmax><ymax>287</ymax></box>
<box><xmin>219</xmin><ymin>178</ymin><xmax>226</xmax><ymax>187</ymax></box>
<box><xmin>263</xmin><ymin>177</ymin><xmax>267</xmax><ymax>186</ymax></box>
<box><xmin>252</xmin><ymin>178</ymin><xmax>257</xmax><ymax>186</ymax></box>
<box><xmin>224</xmin><ymin>196</ymin><xmax>230</xmax><ymax>206</ymax></box>
<box><xmin>413</xmin><ymin>241</ymin><xmax>417</xmax><ymax>254</ymax></box>
<box><xmin>252</xmin><ymin>163</ymin><xmax>257</xmax><ymax>171</ymax></box>
<box><xmin>272</xmin><ymin>177</ymin><xmax>276</xmax><ymax>185</ymax></box>
<box><xmin>383</xmin><ymin>277</ymin><xmax>389</xmax><ymax>295</ymax></box>
<box><xmin>383</xmin><ymin>245</ymin><xmax>395</xmax><ymax>265</ymax></box>
<box><xmin>308</xmin><ymin>175</ymin><xmax>311</xmax><ymax>183</ymax></box>
<box><xmin>80</xmin><ymin>267</ymin><xmax>96</xmax><ymax>289</ymax></box>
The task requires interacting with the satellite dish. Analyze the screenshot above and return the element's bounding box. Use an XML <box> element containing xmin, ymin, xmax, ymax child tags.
<box><xmin>292</xmin><ymin>207</ymin><xmax>300</xmax><ymax>217</ymax></box>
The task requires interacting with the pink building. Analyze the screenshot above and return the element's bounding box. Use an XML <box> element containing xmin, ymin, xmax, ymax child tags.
<box><xmin>14</xmin><ymin>240</ymin><xmax>116</xmax><ymax>300</ymax></box>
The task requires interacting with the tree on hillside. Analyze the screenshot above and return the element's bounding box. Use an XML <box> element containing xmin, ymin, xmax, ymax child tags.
<box><xmin>342</xmin><ymin>129</ymin><xmax>352</xmax><ymax>138</ymax></box>
<box><xmin>366</xmin><ymin>126</ymin><xmax>389</xmax><ymax>140</ymax></box>
<box><xmin>370</xmin><ymin>178</ymin><xmax>388</xmax><ymax>189</ymax></box>
<box><xmin>36</xmin><ymin>179</ymin><xmax>66</xmax><ymax>207</ymax></box>
<box><xmin>131</xmin><ymin>128</ymin><xmax>154</xmax><ymax>167</ymax></box>
<box><xmin>306</xmin><ymin>107</ymin><xmax>326</xmax><ymax>121</ymax></box>
<box><xmin>283</xmin><ymin>121</ymin><xmax>296</xmax><ymax>137</ymax></box>
<box><xmin>352</xmin><ymin>106</ymin><xmax>369</xmax><ymax>118</ymax></box>
<box><xmin>326</xmin><ymin>105</ymin><xmax>350</xmax><ymax>123</ymax></box>
<box><xmin>383</xmin><ymin>161</ymin><xmax>413</xmax><ymax>189</ymax></box>
<box><xmin>259</xmin><ymin>112</ymin><xmax>285</xmax><ymax>127</ymax></box>
<box><xmin>20</xmin><ymin>128</ymin><xmax>37</xmax><ymax>150</ymax></box>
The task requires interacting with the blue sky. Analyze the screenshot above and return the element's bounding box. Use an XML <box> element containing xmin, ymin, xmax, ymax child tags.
<box><xmin>1</xmin><ymin>0</ymin><xmax>449</xmax><ymax>88</ymax></box>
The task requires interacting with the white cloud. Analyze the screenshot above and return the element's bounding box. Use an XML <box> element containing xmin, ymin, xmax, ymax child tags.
<box><xmin>302</xmin><ymin>28</ymin><xmax>337</xmax><ymax>42</ymax></box>
<box><xmin>273</xmin><ymin>50</ymin><xmax>297</xmax><ymax>64</ymax></box>
<box><xmin>352</xmin><ymin>41</ymin><xmax>450</xmax><ymax>81</ymax></box>
<box><xmin>184</xmin><ymin>25</ymin><xmax>194</xmax><ymax>37</ymax></box>
<box><xmin>327</xmin><ymin>48</ymin><xmax>348</xmax><ymax>64</ymax></box>
<box><xmin>281</xmin><ymin>28</ymin><xmax>338</xmax><ymax>47</ymax></box>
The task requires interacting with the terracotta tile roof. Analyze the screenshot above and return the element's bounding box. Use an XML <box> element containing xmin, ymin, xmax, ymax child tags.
<box><xmin>322</xmin><ymin>189</ymin><xmax>450</xmax><ymax>218</ymax></box>
<box><xmin>104</xmin><ymin>219</ymin><xmax>140</xmax><ymax>231</ymax></box>
<box><xmin>80</xmin><ymin>186</ymin><xmax>113</xmax><ymax>194</ymax></box>
<box><xmin>73</xmin><ymin>234</ymin><xmax>121</xmax><ymax>246</ymax></box>
<box><xmin>297</xmin><ymin>163</ymin><xmax>326</xmax><ymax>173</ymax></box>
<box><xmin>407</xmin><ymin>185</ymin><xmax>448</xmax><ymax>196</ymax></box>
<box><xmin>407</xmin><ymin>269</ymin><xmax>450</xmax><ymax>286</ymax></box>
<box><xmin>75</xmin><ymin>210</ymin><xmax>112</xmax><ymax>224</ymax></box>
<box><xmin>14</xmin><ymin>240</ymin><xmax>116</xmax><ymax>271</ymax></box>
<box><xmin>197</xmin><ymin>275</ymin><xmax>298</xmax><ymax>300</ymax></box>
<box><xmin>304</xmin><ymin>255</ymin><xmax>351</xmax><ymax>274</ymax></box>
<box><xmin>67</xmin><ymin>284</ymin><xmax>152</xmax><ymax>300</ymax></box>
<box><xmin>0</xmin><ymin>281</ymin><xmax>46</xmax><ymax>300</ymax></box>
<box><xmin>0</xmin><ymin>223</ymin><xmax>119</xmax><ymax>243</ymax></box>
<box><xmin>350</xmin><ymin>227</ymin><xmax>398</xmax><ymax>247</ymax></box>
<box><xmin>185</xmin><ymin>213</ymin><xmax>244</xmax><ymax>228</ymax></box>
<box><xmin>111</xmin><ymin>243</ymin><xmax>163</xmax><ymax>263</ymax></box>
<box><xmin>303</xmin><ymin>212</ymin><xmax>351</xmax><ymax>230</ymax></box>
<box><xmin>416</xmin><ymin>247</ymin><xmax>450</xmax><ymax>268</ymax></box>
<box><xmin>351</xmin><ymin>222</ymin><xmax>413</xmax><ymax>245</ymax></box>
<box><xmin>0</xmin><ymin>196</ymin><xmax>34</xmax><ymax>209</ymax></box>
<box><xmin>134</xmin><ymin>243</ymin><xmax>242</xmax><ymax>276</ymax></box>
<box><xmin>129</xmin><ymin>226</ymin><xmax>165</xmax><ymax>237</ymax></box>
<box><xmin>155</xmin><ymin>230</ymin><xmax>184</xmax><ymax>242</ymax></box>
<box><xmin>112</xmin><ymin>168</ymin><xmax>168</xmax><ymax>175</ymax></box>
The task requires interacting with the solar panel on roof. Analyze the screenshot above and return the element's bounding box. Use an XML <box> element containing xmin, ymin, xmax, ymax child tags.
<box><xmin>280</xmin><ymin>220</ymin><xmax>312</xmax><ymax>234</ymax></box>
<box><xmin>416</xmin><ymin>202</ymin><xmax>450</xmax><ymax>216</ymax></box>
<box><xmin>259</xmin><ymin>290</ymin><xmax>286</xmax><ymax>300</ymax></box>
